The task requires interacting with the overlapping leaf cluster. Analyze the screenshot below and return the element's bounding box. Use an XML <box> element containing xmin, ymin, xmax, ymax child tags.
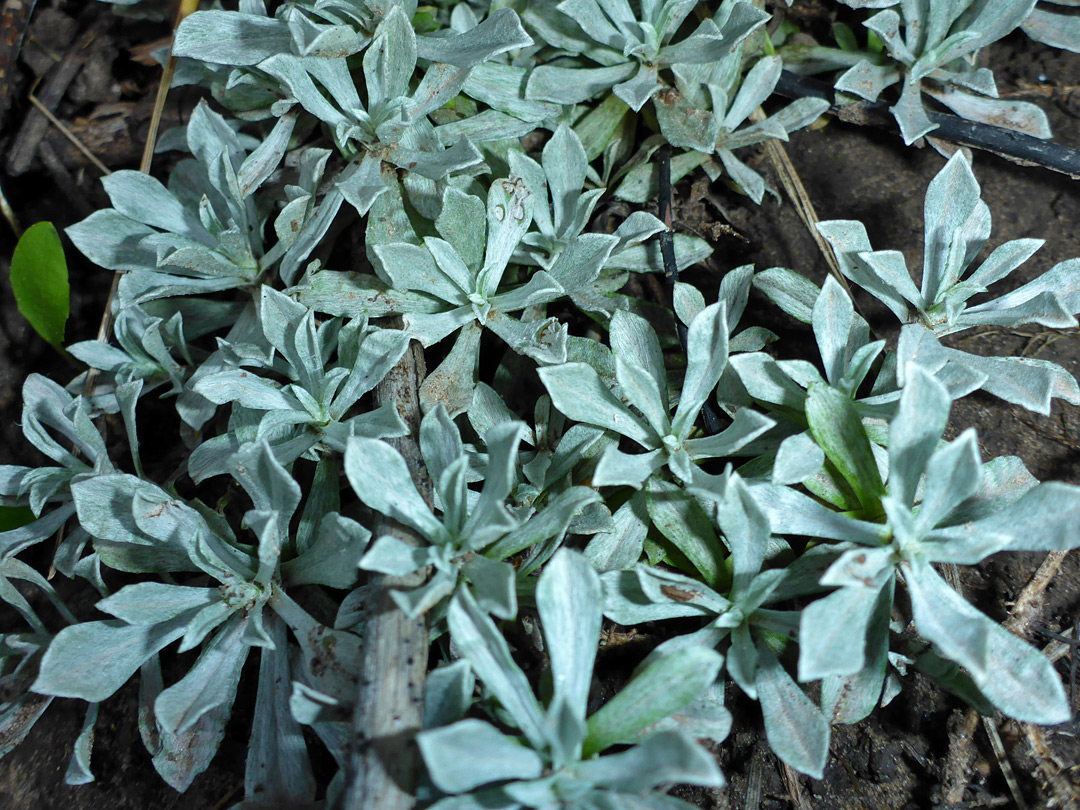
<box><xmin>4</xmin><ymin>0</ymin><xmax>1080</xmax><ymax>807</ymax></box>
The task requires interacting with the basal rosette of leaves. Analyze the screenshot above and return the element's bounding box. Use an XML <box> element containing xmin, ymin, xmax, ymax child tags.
<box><xmin>783</xmin><ymin>0</ymin><xmax>1052</xmax><ymax>144</ymax></box>
<box><xmin>3</xmin><ymin>0</ymin><xmax>1080</xmax><ymax>807</ymax></box>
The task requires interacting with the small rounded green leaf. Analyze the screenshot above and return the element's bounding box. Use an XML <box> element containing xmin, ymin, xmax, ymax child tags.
<box><xmin>10</xmin><ymin>222</ymin><xmax>69</xmax><ymax>346</ymax></box>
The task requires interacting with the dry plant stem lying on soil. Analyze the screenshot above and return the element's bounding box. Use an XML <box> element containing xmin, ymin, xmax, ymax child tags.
<box><xmin>345</xmin><ymin>337</ymin><xmax>431</xmax><ymax>810</ymax></box>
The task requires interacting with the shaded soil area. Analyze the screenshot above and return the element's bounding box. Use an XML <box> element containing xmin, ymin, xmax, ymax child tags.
<box><xmin>0</xmin><ymin>1</ymin><xmax>1079</xmax><ymax>808</ymax></box>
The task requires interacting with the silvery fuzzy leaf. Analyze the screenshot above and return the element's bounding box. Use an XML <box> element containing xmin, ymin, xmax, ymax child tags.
<box><xmin>237</xmin><ymin>112</ymin><xmax>296</xmax><ymax>198</ymax></box>
<box><xmin>582</xmin><ymin>645</ymin><xmax>723</xmax><ymax>757</ymax></box>
<box><xmin>435</xmin><ymin>110</ymin><xmax>540</xmax><ymax>146</ymax></box>
<box><xmin>752</xmin><ymin>266</ymin><xmax>820</xmax><ymax>324</ymax></box>
<box><xmin>614</xmin><ymin>63</ymin><xmax>662</xmax><ymax>111</ymax></box>
<box><xmin>537</xmin><ymin>550</ymin><xmax>602</xmax><ymax>723</ymax></box>
<box><xmin>336</xmin><ymin>153</ymin><xmax>387</xmax><ymax>216</ymax></box>
<box><xmin>246</xmin><ymin>613</ymin><xmax>317</xmax><ymax>806</ymax></box>
<box><xmin>942</xmin><ymin>454</ymin><xmax>1037</xmax><ymax>525</ymax></box>
<box><xmin>102</xmin><ymin>172</ymin><xmax>212</xmax><ymax>245</ymax></box>
<box><xmin>358</xmin><ymin>535</ymin><xmax>434</xmax><ymax>578</ymax></box>
<box><xmin>654</xmin><ymin>89</ymin><xmax>719</xmax><ymax>153</ymax></box>
<box><xmin>592</xmin><ymin>447</ymin><xmax>666</xmax><ymax>488</ymax></box>
<box><xmin>288</xmin><ymin>682</ymin><xmax>345</xmax><ymax>726</ymax></box>
<box><xmin>922</xmin><ymin>152</ymin><xmax>987</xmax><ymax>306</ymax></box>
<box><xmin>772</xmin><ymin>432</ymin><xmax>824</xmax><ymax>485</ymax></box>
<box><xmin>739</xmin><ymin>483</ymin><xmax>888</xmax><ymax>545</ymax></box>
<box><xmin>806</xmin><ymin>384</ymin><xmax>884</xmax><ymax>515</ymax></box>
<box><xmin>416</xmin><ymin>8</ymin><xmax>532</xmax><ymax>67</ymax></box>
<box><xmin>66</xmin><ymin>210</ymin><xmax>157</xmax><ymax>274</ymax></box>
<box><xmin>486</xmin><ymin>311</ymin><xmax>568</xmax><ymax>366</ymax></box>
<box><xmin>33</xmin><ymin>616</ymin><xmax>190</xmax><ymax>702</ymax></box>
<box><xmin>345</xmin><ymin>437</ymin><xmax>446</xmax><ymax>543</ymax></box>
<box><xmin>463</xmin><ymin>63</ymin><xmax>559</xmax><ymax>125</ymax></box>
<box><xmin>423</xmin><ymin>660</ymin><xmax>475</xmax><ymax>731</ymax></box>
<box><xmin>616</xmin><ymin>357</ymin><xmax>670</xmax><ymax>438</ymax></box>
<box><xmin>291</xmin><ymin>270</ymin><xmax>443</xmax><ymax>319</ymax></box>
<box><xmin>462</xmin><ymin>421</ymin><xmax>527</xmax><ymax>548</ymax></box>
<box><xmin>1023</xmin><ymin>8</ymin><xmax>1080</xmax><ymax>53</ymax></box>
<box><xmin>672</xmin><ymin>302</ymin><xmax>729</xmax><ymax>439</ymax></box>
<box><xmin>815</xmin><ymin>225</ymin><xmax>915</xmax><ymax>323</ymax></box>
<box><xmin>282</xmin><ymin>513</ymin><xmax>370</xmax><ymax>589</ymax></box>
<box><xmin>230</xmin><ymin>440</ymin><xmax>302</xmax><ymax>530</ymax></box>
<box><xmin>915</xmin><ymin>429</ymin><xmax>982</xmax><ymax>533</ymax></box>
<box><xmin>798</xmin><ymin>584</ymin><xmax>882</xmax><ymax>681</ymax></box>
<box><xmin>724</xmin><ymin>56</ymin><xmax>783</xmax><ymax>132</ymax></box>
<box><xmin>461</xmin><ymin>556</ymin><xmax>517</xmax><ymax>620</ymax></box>
<box><xmin>600</xmin><ymin>568</ymin><xmax>718</xmax><ymax>625</ymax></box>
<box><xmin>63</xmin><ymin>702</ymin><xmax>98</xmax><ymax>785</ymax></box>
<box><xmin>486</xmin><ymin>486</ymin><xmax>602</xmax><ymax>561</ymax></box>
<box><xmin>573</xmin><ymin>729</ymin><xmax>724</xmax><ymax>793</ymax></box>
<box><xmin>526</xmin><ymin>62</ymin><xmax>638</xmax><ymax>107</ymax></box>
<box><xmin>898</xmin><ymin>323</ymin><xmax>1080</xmax><ymax>414</ymax></box>
<box><xmin>821</xmin><ymin>579</ymin><xmax>893</xmax><ymax>724</ymax></box>
<box><xmin>905</xmin><ymin>557</ymin><xmax>1070</xmax><ymax>723</ymax></box>
<box><xmin>928</xmin><ymin>87</ymin><xmax>1051</xmax><ymax>139</ymax></box>
<box><xmin>156</xmin><ymin>614</ymin><xmax>249</xmax><ymax>735</ymax></box>
<box><xmin>374</xmin><ymin>242</ymin><xmax>467</xmax><ymax>303</ymax></box>
<box><xmin>478</xmin><ymin>176</ymin><xmax>534</xmax><ymax>298</ymax></box>
<box><xmin>834</xmin><ymin>58</ymin><xmax>901</xmax><ymax>101</ymax></box>
<box><xmin>419</xmin><ymin>403</ymin><xmax>466</xmax><ymax>485</ymax></box>
<box><xmin>174</xmin><ymin>11</ymin><xmax>292</xmax><ymax>66</ymax></box>
<box><xmin>469</xmin><ymin>384</ymin><xmax>535</xmax><ymax>448</ymax></box>
<box><xmin>961</xmin><ymin>481</ymin><xmax>1080</xmax><ymax>552</ymax></box>
<box><xmin>192</xmin><ymin>368</ymin><xmax>299</xmax><ymax>412</ymax></box>
<box><xmin>585</xmin><ymin>491</ymin><xmax>649</xmax><ymax>572</ymax></box>
<box><xmin>888</xmin><ymin>363</ymin><xmax>950</xmax><ymax>507</ymax></box>
<box><xmin>609</xmin><ymin>309</ymin><xmax>666</xmax><ymax>399</ymax></box>
<box><xmin>539</xmin><ymin>362</ymin><xmax>654</xmax><ymax>445</ymax></box>
<box><xmin>97</xmin><ymin>583</ymin><xmax>219</xmax><ymax>626</ymax></box>
<box><xmin>715</xmin><ymin>473</ymin><xmax>770</xmax><ymax>593</ymax></box>
<box><xmin>717</xmin><ymin>148</ymin><xmax>767</xmax><ymax>205</ymax></box>
<box><xmin>139</xmin><ymin>656</ymin><xmax>228</xmax><ymax>792</ymax></box>
<box><xmin>436</xmin><ymin>187</ymin><xmax>487</xmax><ymax>272</ymax></box>
<box><xmin>673</xmin><ymin>281</ymin><xmax>706</xmax><ymax>327</ymax></box>
<box><xmin>812</xmin><ymin>276</ymin><xmax>855</xmax><ymax>387</ymax></box>
<box><xmin>419</xmin><ymin>322</ymin><xmax>482</xmax><ymax>418</ymax></box>
<box><xmin>646</xmin><ymin>478</ymin><xmax>727</xmax><ymax>589</ymax></box>
<box><xmin>391</xmin><ymin>569</ymin><xmax>457</xmax><ymax>619</ymax></box>
<box><xmin>419</xmin><ymin>718</ymin><xmax>544</xmax><ymax>795</ymax></box>
<box><xmin>270</xmin><ymin>589</ymin><xmax>362</xmax><ymax>704</ymax></box>
<box><xmin>755</xmin><ymin>645</ymin><xmax>829</xmax><ymax>779</ymax></box>
<box><xmin>904</xmin><ymin>557</ymin><xmax>989</xmax><ymax>680</ymax></box>
<box><xmin>387</xmin><ymin>138</ymin><xmax>484</xmax><ymax>181</ymax></box>
<box><xmin>447</xmin><ymin>588</ymin><xmax>547</xmax><ymax>749</ymax></box>
<box><xmin>0</xmin><ymin>504</ymin><xmax>74</xmax><ymax>561</ymax></box>
<box><xmin>543</xmin><ymin>123</ymin><xmax>588</xmax><ymax>236</ymax></box>
<box><xmin>633</xmin><ymin>565</ymin><xmax>730</xmax><ymax>616</ymax></box>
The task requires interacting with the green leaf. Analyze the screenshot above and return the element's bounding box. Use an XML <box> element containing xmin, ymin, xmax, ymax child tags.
<box><xmin>10</xmin><ymin>222</ymin><xmax>69</xmax><ymax>346</ymax></box>
<box><xmin>805</xmin><ymin>383</ymin><xmax>884</xmax><ymax>516</ymax></box>
<box><xmin>0</xmin><ymin>506</ymin><xmax>34</xmax><ymax>532</ymax></box>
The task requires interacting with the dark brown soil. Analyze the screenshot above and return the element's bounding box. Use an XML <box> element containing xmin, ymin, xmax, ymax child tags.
<box><xmin>1</xmin><ymin>1</ymin><xmax>1079</xmax><ymax>808</ymax></box>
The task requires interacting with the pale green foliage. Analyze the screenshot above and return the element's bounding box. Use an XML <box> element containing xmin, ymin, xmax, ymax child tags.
<box><xmin>2</xmin><ymin>0</ymin><xmax>1080</xmax><ymax>805</ymax></box>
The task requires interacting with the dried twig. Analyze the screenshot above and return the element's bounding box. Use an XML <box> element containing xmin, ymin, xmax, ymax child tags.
<box><xmin>7</xmin><ymin>18</ymin><xmax>106</xmax><ymax>176</ymax></box>
<box><xmin>343</xmin><ymin>337</ymin><xmax>431</xmax><ymax>810</ymax></box>
<box><xmin>27</xmin><ymin>83</ymin><xmax>111</xmax><ymax>176</ymax></box>
<box><xmin>779</xmin><ymin>761</ymin><xmax>811</xmax><ymax>810</ymax></box>
<box><xmin>1005</xmin><ymin>552</ymin><xmax>1069</xmax><ymax>636</ymax></box>
<box><xmin>751</xmin><ymin>108</ymin><xmax>853</xmax><ymax>302</ymax></box>
<box><xmin>981</xmin><ymin>717</ymin><xmax>1026</xmax><ymax>810</ymax></box>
